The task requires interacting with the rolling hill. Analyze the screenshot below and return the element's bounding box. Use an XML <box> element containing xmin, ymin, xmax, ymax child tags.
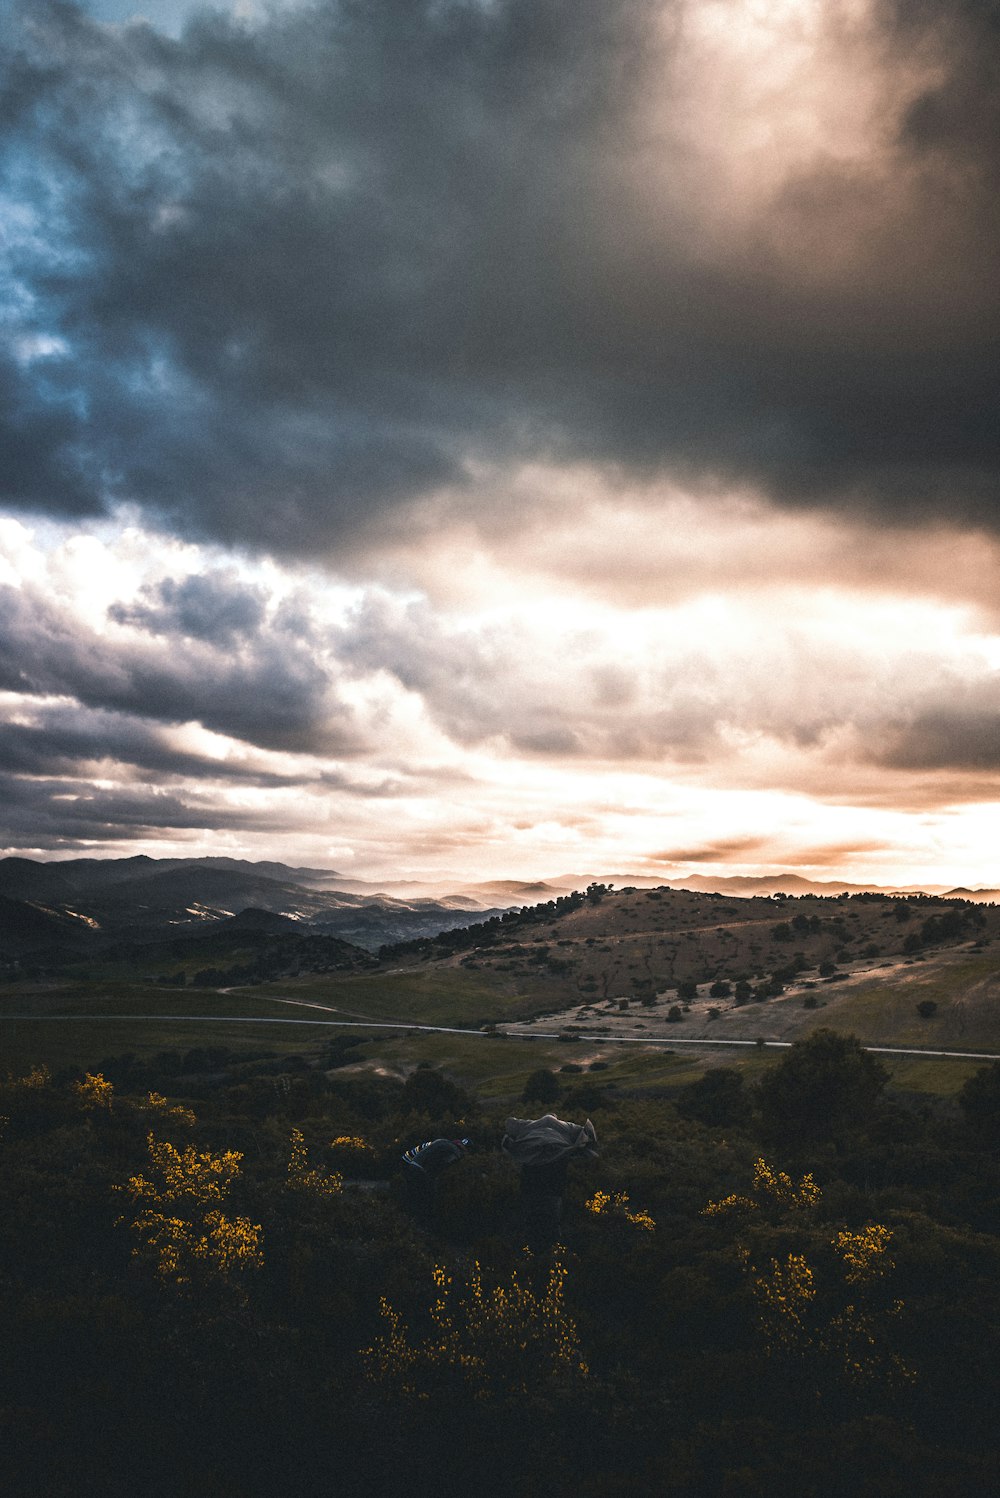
<box><xmin>0</xmin><ymin>854</ymin><xmax>512</xmax><ymax>960</ymax></box>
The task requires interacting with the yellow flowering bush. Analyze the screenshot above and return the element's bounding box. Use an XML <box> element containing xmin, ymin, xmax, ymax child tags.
<box><xmin>4</xmin><ymin>1064</ymin><xmax>50</xmax><ymax>1093</ymax></box>
<box><xmin>145</xmin><ymin>1092</ymin><xmax>197</xmax><ymax>1128</ymax></box>
<box><xmin>584</xmin><ymin>1189</ymin><xmax>656</xmax><ymax>1232</ymax></box>
<box><xmin>744</xmin><ymin>1250</ymin><xmax>817</xmax><ymax>1356</ymax></box>
<box><xmin>118</xmin><ymin>1132</ymin><xmax>263</xmax><ymax>1290</ymax></box>
<box><xmin>286</xmin><ymin>1127</ymin><xmax>343</xmax><ymax>1196</ymax></box>
<box><xmin>834</xmin><ymin>1224</ymin><xmax>894</xmax><ymax>1285</ymax></box>
<box><xmin>702</xmin><ymin>1156</ymin><xmax>820</xmax><ymax>1216</ymax></box>
<box><xmin>327</xmin><ymin>1134</ymin><xmax>375</xmax><ymax>1176</ymax></box>
<box><xmin>823</xmin><ymin>1225</ymin><xmax>912</xmax><ymax>1384</ymax></box>
<box><xmin>706</xmin><ymin>1159</ymin><xmax>911</xmax><ymax>1386</ymax></box>
<box><xmin>743</xmin><ymin>1225</ymin><xmax>912</xmax><ymax>1386</ymax></box>
<box><xmin>127</xmin><ymin>1135</ymin><xmax>244</xmax><ymax>1207</ymax></box>
<box><xmin>362</xmin><ymin>1254</ymin><xmax>588</xmax><ymax>1399</ymax></box>
<box><xmin>72</xmin><ymin>1072</ymin><xmax>114</xmax><ymax>1110</ymax></box>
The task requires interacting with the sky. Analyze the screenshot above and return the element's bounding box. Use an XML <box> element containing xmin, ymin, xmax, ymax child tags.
<box><xmin>0</xmin><ymin>0</ymin><xmax>998</xmax><ymax>889</ymax></box>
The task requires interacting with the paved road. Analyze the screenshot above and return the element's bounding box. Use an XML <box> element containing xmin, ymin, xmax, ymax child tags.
<box><xmin>4</xmin><ymin>1007</ymin><xmax>1000</xmax><ymax>1062</ymax></box>
<box><xmin>0</xmin><ymin>1012</ymin><xmax>487</xmax><ymax>1037</ymax></box>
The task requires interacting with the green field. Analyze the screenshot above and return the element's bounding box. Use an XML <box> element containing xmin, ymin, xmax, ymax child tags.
<box><xmin>4</xmin><ymin>944</ymin><xmax>1000</xmax><ymax>1099</ymax></box>
<box><xmin>811</xmin><ymin>952</ymin><xmax>1000</xmax><ymax>1049</ymax></box>
<box><xmin>247</xmin><ymin>963</ymin><xmax>557</xmax><ymax>1025</ymax></box>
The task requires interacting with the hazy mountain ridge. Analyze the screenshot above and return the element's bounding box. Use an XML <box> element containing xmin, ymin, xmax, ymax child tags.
<box><xmin>553</xmin><ymin>872</ymin><xmax>956</xmax><ymax>897</ymax></box>
<box><xmin>0</xmin><ymin>855</ymin><xmax>511</xmax><ymax>963</ymax></box>
<box><xmin>1</xmin><ymin>853</ymin><xmax>993</xmax><ymax>974</ymax></box>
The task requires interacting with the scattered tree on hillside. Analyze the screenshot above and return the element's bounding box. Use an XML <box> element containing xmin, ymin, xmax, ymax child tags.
<box><xmin>401</xmin><ymin>1064</ymin><xmax>473</xmax><ymax>1120</ymax></box>
<box><xmin>522</xmin><ymin>1068</ymin><xmax>561</xmax><ymax>1105</ymax></box>
<box><xmin>757</xmin><ymin>1029</ymin><xmax>888</xmax><ymax>1145</ymax></box>
<box><xmin>677</xmin><ymin>1067</ymin><xmax>749</xmax><ymax>1127</ymax></box>
<box><xmin>959</xmin><ymin>1060</ymin><xmax>1000</xmax><ymax>1146</ymax></box>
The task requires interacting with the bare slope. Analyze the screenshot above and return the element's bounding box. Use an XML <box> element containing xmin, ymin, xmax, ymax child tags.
<box><xmin>405</xmin><ymin>883</ymin><xmax>995</xmax><ymax>997</ymax></box>
<box><xmin>392</xmin><ymin>883</ymin><xmax>1000</xmax><ymax>1051</ymax></box>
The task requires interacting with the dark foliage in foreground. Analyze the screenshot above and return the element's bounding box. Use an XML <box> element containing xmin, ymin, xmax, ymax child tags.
<box><xmin>2</xmin><ymin>1032</ymin><xmax>1000</xmax><ymax>1497</ymax></box>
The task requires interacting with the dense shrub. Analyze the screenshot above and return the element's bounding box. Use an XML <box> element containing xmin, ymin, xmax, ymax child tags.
<box><xmin>3</xmin><ymin>1042</ymin><xmax>1000</xmax><ymax>1498</ymax></box>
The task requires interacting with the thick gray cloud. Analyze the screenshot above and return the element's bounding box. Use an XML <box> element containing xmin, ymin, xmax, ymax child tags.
<box><xmin>0</xmin><ymin>572</ymin><xmax>359</xmax><ymax>753</ymax></box>
<box><xmin>0</xmin><ymin>0</ymin><xmax>997</xmax><ymax>554</ymax></box>
<box><xmin>877</xmin><ymin>707</ymin><xmax>1000</xmax><ymax>772</ymax></box>
<box><xmin>0</xmin><ymin>703</ymin><xmax>297</xmax><ymax>783</ymax></box>
<box><xmin>113</xmin><ymin>571</ymin><xmax>267</xmax><ymax>643</ymax></box>
<box><xmin>0</xmin><ymin>765</ymin><xmax>257</xmax><ymax>846</ymax></box>
<box><xmin>5</xmin><ymin>542</ymin><xmax>1000</xmax><ymax>798</ymax></box>
<box><xmin>329</xmin><ymin>587</ymin><xmax>1000</xmax><ymax>786</ymax></box>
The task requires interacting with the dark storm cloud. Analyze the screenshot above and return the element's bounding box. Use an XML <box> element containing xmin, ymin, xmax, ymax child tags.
<box><xmin>0</xmin><ymin>574</ymin><xmax>361</xmax><ymax>753</ymax></box>
<box><xmin>0</xmin><ymin>351</ymin><xmax>100</xmax><ymax>516</ymax></box>
<box><xmin>877</xmin><ymin>707</ymin><xmax>1000</xmax><ymax>772</ymax></box>
<box><xmin>1</xmin><ymin>0</ymin><xmax>997</xmax><ymax>553</ymax></box>
<box><xmin>111</xmin><ymin>571</ymin><xmax>267</xmax><ymax>644</ymax></box>
<box><xmin>0</xmin><ymin>704</ymin><xmax>296</xmax><ymax>783</ymax></box>
<box><xmin>0</xmin><ymin>765</ymin><xmax>300</xmax><ymax>847</ymax></box>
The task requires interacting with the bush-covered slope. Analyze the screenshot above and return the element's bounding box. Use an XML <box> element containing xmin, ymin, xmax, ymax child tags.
<box><xmin>3</xmin><ymin>1034</ymin><xmax>1000</xmax><ymax>1497</ymax></box>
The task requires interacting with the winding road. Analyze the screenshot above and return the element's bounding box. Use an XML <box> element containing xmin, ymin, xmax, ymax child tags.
<box><xmin>4</xmin><ymin>1000</ymin><xmax>999</xmax><ymax>1062</ymax></box>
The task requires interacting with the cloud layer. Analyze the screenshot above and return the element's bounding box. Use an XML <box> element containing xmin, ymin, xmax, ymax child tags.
<box><xmin>1</xmin><ymin>0</ymin><xmax>997</xmax><ymax>557</ymax></box>
<box><xmin>1</xmin><ymin>1</ymin><xmax>999</xmax><ymax>885</ymax></box>
<box><xmin>1</xmin><ymin>516</ymin><xmax>999</xmax><ymax>882</ymax></box>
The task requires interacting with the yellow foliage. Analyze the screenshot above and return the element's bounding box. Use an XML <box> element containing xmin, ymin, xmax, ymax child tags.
<box><xmin>834</xmin><ymin>1224</ymin><xmax>894</xmax><ymax>1285</ymax></box>
<box><xmin>329</xmin><ymin>1135</ymin><xmax>372</xmax><ymax>1153</ymax></box>
<box><xmin>701</xmin><ymin>1192</ymin><xmax>757</xmax><ymax>1217</ymax></box>
<box><xmin>123</xmin><ymin>1133</ymin><xmax>243</xmax><ymax>1207</ymax></box>
<box><xmin>584</xmin><ymin>1189</ymin><xmax>656</xmax><ymax>1232</ymax></box>
<box><xmin>286</xmin><ymin>1127</ymin><xmax>343</xmax><ymax>1197</ymax></box>
<box><xmin>747</xmin><ymin>1251</ymin><xmax>816</xmax><ymax>1356</ymax></box>
<box><xmin>362</xmin><ymin>1254</ymin><xmax>588</xmax><ymax>1398</ymax></box>
<box><xmin>145</xmin><ymin>1092</ymin><xmax>197</xmax><ymax>1128</ymax></box>
<box><xmin>124</xmin><ymin>1208</ymin><xmax>264</xmax><ymax>1286</ymax></box>
<box><xmin>72</xmin><ymin>1072</ymin><xmax>114</xmax><ymax>1110</ymax></box>
<box><xmin>743</xmin><ymin>1224</ymin><xmax>914</xmax><ymax>1386</ymax></box>
<box><xmin>118</xmin><ymin>1132</ymin><xmax>262</xmax><ymax>1291</ymax></box>
<box><xmin>196</xmin><ymin>1209</ymin><xmax>265</xmax><ymax>1278</ymax></box>
<box><xmin>702</xmin><ymin>1157</ymin><xmax>820</xmax><ymax>1216</ymax></box>
<box><xmin>752</xmin><ymin>1158</ymin><xmax>821</xmax><ymax>1209</ymax></box>
<box><xmin>4</xmin><ymin>1064</ymin><xmax>50</xmax><ymax>1092</ymax></box>
<box><xmin>709</xmin><ymin>1161</ymin><xmax>911</xmax><ymax>1386</ymax></box>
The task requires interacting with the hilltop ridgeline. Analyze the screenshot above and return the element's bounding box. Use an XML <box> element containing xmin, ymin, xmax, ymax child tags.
<box><xmin>1</xmin><ymin>855</ymin><xmax>995</xmax><ymax>1005</ymax></box>
<box><xmin>382</xmin><ymin>882</ymin><xmax>996</xmax><ymax>1008</ymax></box>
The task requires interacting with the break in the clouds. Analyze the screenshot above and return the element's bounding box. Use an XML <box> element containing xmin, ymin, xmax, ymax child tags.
<box><xmin>3</xmin><ymin>518</ymin><xmax>1000</xmax><ymax>883</ymax></box>
<box><xmin>0</xmin><ymin>0</ymin><xmax>999</xmax><ymax>886</ymax></box>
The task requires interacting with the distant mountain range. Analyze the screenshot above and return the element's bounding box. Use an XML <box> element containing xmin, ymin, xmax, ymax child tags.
<box><xmin>0</xmin><ymin>854</ymin><xmax>511</xmax><ymax>963</ymax></box>
<box><xmin>0</xmin><ymin>853</ymin><xmax>992</xmax><ymax>970</ymax></box>
<box><xmin>531</xmin><ymin>871</ymin><xmax>992</xmax><ymax>899</ymax></box>
<box><xmin>640</xmin><ymin>874</ymin><xmax>954</xmax><ymax>897</ymax></box>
